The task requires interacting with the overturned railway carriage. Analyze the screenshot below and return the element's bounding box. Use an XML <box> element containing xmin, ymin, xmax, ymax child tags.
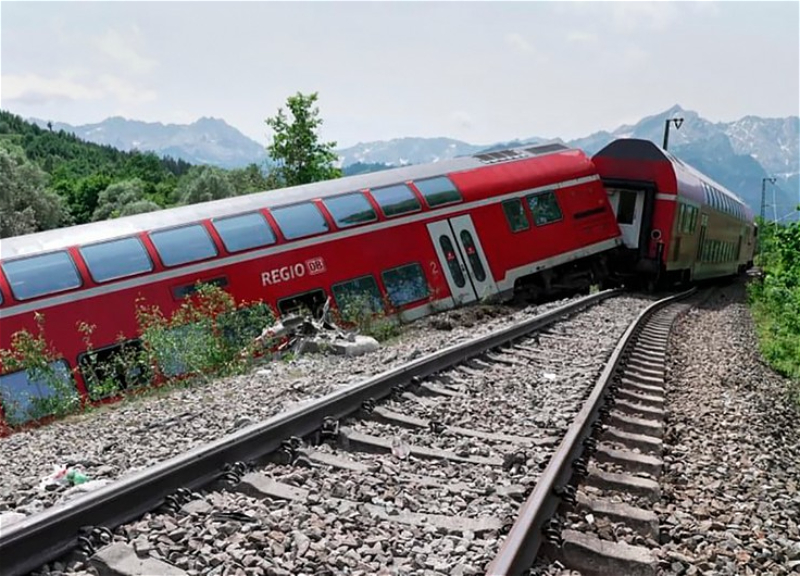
<box><xmin>593</xmin><ymin>139</ymin><xmax>756</xmax><ymax>287</ymax></box>
<box><xmin>0</xmin><ymin>143</ymin><xmax>623</xmax><ymax>427</ymax></box>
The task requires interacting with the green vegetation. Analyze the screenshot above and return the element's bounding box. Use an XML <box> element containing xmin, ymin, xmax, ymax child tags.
<box><xmin>335</xmin><ymin>293</ymin><xmax>401</xmax><ymax>342</ymax></box>
<box><xmin>265</xmin><ymin>91</ymin><xmax>341</xmax><ymax>186</ymax></box>
<box><xmin>0</xmin><ymin>284</ymin><xmax>275</xmax><ymax>426</ymax></box>
<box><xmin>748</xmin><ymin>219</ymin><xmax>800</xmax><ymax>404</ymax></box>
<box><xmin>0</xmin><ymin>92</ymin><xmax>342</xmax><ymax>239</ymax></box>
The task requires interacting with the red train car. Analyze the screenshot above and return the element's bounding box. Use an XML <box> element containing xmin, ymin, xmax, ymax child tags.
<box><xmin>592</xmin><ymin>139</ymin><xmax>756</xmax><ymax>287</ymax></box>
<box><xmin>0</xmin><ymin>143</ymin><xmax>623</xmax><ymax>426</ymax></box>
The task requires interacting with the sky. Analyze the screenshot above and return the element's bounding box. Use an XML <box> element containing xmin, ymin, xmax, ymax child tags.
<box><xmin>1</xmin><ymin>1</ymin><xmax>798</xmax><ymax>148</ymax></box>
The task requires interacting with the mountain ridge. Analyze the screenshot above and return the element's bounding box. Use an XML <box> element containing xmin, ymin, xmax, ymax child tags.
<box><xmin>24</xmin><ymin>106</ymin><xmax>799</xmax><ymax>220</ymax></box>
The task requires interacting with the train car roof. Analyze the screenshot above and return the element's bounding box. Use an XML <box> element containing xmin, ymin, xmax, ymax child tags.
<box><xmin>594</xmin><ymin>138</ymin><xmax>754</xmax><ymax>220</ymax></box>
<box><xmin>0</xmin><ymin>143</ymin><xmax>572</xmax><ymax>261</ymax></box>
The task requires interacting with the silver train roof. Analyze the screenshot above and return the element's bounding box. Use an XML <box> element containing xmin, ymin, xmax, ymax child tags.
<box><xmin>0</xmin><ymin>143</ymin><xmax>569</xmax><ymax>260</ymax></box>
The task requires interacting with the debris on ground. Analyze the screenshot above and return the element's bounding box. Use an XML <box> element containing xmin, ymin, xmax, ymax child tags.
<box><xmin>253</xmin><ymin>298</ymin><xmax>380</xmax><ymax>357</ymax></box>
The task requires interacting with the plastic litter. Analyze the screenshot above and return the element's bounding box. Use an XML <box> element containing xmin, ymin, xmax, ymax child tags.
<box><xmin>38</xmin><ymin>465</ymin><xmax>91</xmax><ymax>491</ymax></box>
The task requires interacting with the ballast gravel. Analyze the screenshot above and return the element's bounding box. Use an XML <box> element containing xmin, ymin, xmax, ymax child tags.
<box><xmin>0</xmin><ymin>295</ymin><xmax>632</xmax><ymax>520</ymax></box>
<box><xmin>29</xmin><ymin>294</ymin><xmax>655</xmax><ymax>576</ymax></box>
<box><xmin>528</xmin><ymin>280</ymin><xmax>800</xmax><ymax>576</ymax></box>
<box><xmin>657</xmin><ymin>282</ymin><xmax>800</xmax><ymax>576</ymax></box>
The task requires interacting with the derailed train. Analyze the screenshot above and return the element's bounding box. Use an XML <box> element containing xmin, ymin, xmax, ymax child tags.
<box><xmin>0</xmin><ymin>138</ymin><xmax>755</xmax><ymax>427</ymax></box>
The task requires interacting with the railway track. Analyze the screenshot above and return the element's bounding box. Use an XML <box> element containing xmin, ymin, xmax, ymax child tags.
<box><xmin>0</xmin><ymin>289</ymin><xmax>693</xmax><ymax>576</ymax></box>
<box><xmin>520</xmin><ymin>292</ymin><xmax>698</xmax><ymax>576</ymax></box>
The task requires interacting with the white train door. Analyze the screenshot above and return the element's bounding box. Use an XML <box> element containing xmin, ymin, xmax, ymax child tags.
<box><xmin>427</xmin><ymin>215</ymin><xmax>498</xmax><ymax>306</ymax></box>
<box><xmin>608</xmin><ymin>188</ymin><xmax>644</xmax><ymax>249</ymax></box>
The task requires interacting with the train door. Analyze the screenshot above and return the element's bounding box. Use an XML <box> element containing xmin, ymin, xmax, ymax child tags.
<box><xmin>608</xmin><ymin>188</ymin><xmax>644</xmax><ymax>249</ymax></box>
<box><xmin>427</xmin><ymin>215</ymin><xmax>499</xmax><ymax>306</ymax></box>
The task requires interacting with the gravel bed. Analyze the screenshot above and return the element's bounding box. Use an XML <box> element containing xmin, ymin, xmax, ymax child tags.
<box><xmin>529</xmin><ymin>281</ymin><xmax>800</xmax><ymax>576</ymax></box>
<box><xmin>0</xmin><ymin>297</ymin><xmax>575</xmax><ymax>518</ymax></box>
<box><xmin>657</xmin><ymin>281</ymin><xmax>800</xmax><ymax>576</ymax></box>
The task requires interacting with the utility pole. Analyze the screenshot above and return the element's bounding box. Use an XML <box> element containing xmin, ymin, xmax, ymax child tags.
<box><xmin>663</xmin><ymin>117</ymin><xmax>684</xmax><ymax>150</ymax></box>
<box><xmin>761</xmin><ymin>176</ymin><xmax>776</xmax><ymax>222</ymax></box>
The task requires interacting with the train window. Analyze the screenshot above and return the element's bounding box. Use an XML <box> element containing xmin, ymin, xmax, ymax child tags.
<box><xmin>271</xmin><ymin>203</ymin><xmax>330</xmax><ymax>240</ymax></box>
<box><xmin>527</xmin><ymin>191</ymin><xmax>563</xmax><ymax>226</ymax></box>
<box><xmin>614</xmin><ymin>190</ymin><xmax>637</xmax><ymax>225</ymax></box>
<box><xmin>2</xmin><ymin>251</ymin><xmax>82</xmax><ymax>301</ymax></box>
<box><xmin>332</xmin><ymin>275</ymin><xmax>384</xmax><ymax>313</ymax></box>
<box><xmin>502</xmin><ymin>199</ymin><xmax>530</xmax><ymax>232</ymax></box>
<box><xmin>371</xmin><ymin>184</ymin><xmax>421</xmax><ymax>218</ymax></box>
<box><xmin>459</xmin><ymin>230</ymin><xmax>487</xmax><ymax>282</ymax></box>
<box><xmin>0</xmin><ymin>360</ymin><xmax>76</xmax><ymax>426</ymax></box>
<box><xmin>323</xmin><ymin>193</ymin><xmax>377</xmax><ymax>228</ymax></box>
<box><xmin>80</xmin><ymin>237</ymin><xmax>153</xmax><ymax>284</ymax></box>
<box><xmin>382</xmin><ymin>263</ymin><xmax>429</xmax><ymax>307</ymax></box>
<box><xmin>277</xmin><ymin>288</ymin><xmax>328</xmax><ymax>317</ymax></box>
<box><xmin>172</xmin><ymin>277</ymin><xmax>229</xmax><ymax>300</ymax></box>
<box><xmin>151</xmin><ymin>323</ymin><xmax>212</xmax><ymax>377</ymax></box>
<box><xmin>414</xmin><ymin>176</ymin><xmax>462</xmax><ymax>208</ymax></box>
<box><xmin>438</xmin><ymin>235</ymin><xmax>466</xmax><ymax>288</ymax></box>
<box><xmin>78</xmin><ymin>340</ymin><xmax>149</xmax><ymax>401</ymax></box>
<box><xmin>678</xmin><ymin>205</ymin><xmax>687</xmax><ymax>233</ymax></box>
<box><xmin>213</xmin><ymin>212</ymin><xmax>276</xmax><ymax>253</ymax></box>
<box><xmin>150</xmin><ymin>225</ymin><xmax>218</xmax><ymax>267</ymax></box>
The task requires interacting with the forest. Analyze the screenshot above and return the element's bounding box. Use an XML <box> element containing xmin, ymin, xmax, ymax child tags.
<box><xmin>0</xmin><ymin>110</ymin><xmax>280</xmax><ymax>238</ymax></box>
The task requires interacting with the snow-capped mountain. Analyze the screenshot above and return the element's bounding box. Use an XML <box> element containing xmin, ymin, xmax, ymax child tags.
<box><xmin>29</xmin><ymin>116</ymin><xmax>267</xmax><ymax>169</ymax></box>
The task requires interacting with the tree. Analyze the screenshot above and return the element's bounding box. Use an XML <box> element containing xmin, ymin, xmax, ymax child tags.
<box><xmin>175</xmin><ymin>166</ymin><xmax>235</xmax><ymax>205</ymax></box>
<box><xmin>265</xmin><ymin>92</ymin><xmax>341</xmax><ymax>187</ymax></box>
<box><xmin>92</xmin><ymin>178</ymin><xmax>148</xmax><ymax>221</ymax></box>
<box><xmin>228</xmin><ymin>163</ymin><xmax>277</xmax><ymax>195</ymax></box>
<box><xmin>118</xmin><ymin>200</ymin><xmax>161</xmax><ymax>217</ymax></box>
<box><xmin>0</xmin><ymin>145</ymin><xmax>69</xmax><ymax>238</ymax></box>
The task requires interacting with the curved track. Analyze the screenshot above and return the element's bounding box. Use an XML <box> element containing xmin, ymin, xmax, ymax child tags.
<box><xmin>0</xmin><ymin>289</ymin><xmax>692</xmax><ymax>576</ymax></box>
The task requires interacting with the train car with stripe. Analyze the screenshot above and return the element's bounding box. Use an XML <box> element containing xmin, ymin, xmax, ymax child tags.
<box><xmin>592</xmin><ymin>139</ymin><xmax>756</xmax><ymax>287</ymax></box>
<box><xmin>0</xmin><ymin>143</ymin><xmax>623</xmax><ymax>428</ymax></box>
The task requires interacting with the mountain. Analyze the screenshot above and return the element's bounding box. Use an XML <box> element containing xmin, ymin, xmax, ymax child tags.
<box><xmin>335</xmin><ymin>137</ymin><xmax>486</xmax><ymax>166</ymax></box>
<box><xmin>29</xmin><ymin>106</ymin><xmax>798</xmax><ymax>220</ymax></box>
<box><xmin>29</xmin><ymin>116</ymin><xmax>267</xmax><ymax>169</ymax></box>
<box><xmin>337</xmin><ymin>105</ymin><xmax>798</xmax><ymax>221</ymax></box>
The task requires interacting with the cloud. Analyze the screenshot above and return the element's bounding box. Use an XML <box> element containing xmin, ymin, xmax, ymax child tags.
<box><xmin>0</xmin><ymin>73</ymin><xmax>156</xmax><ymax>106</ymax></box>
<box><xmin>1</xmin><ymin>74</ymin><xmax>103</xmax><ymax>104</ymax></box>
<box><xmin>93</xmin><ymin>27</ymin><xmax>158</xmax><ymax>75</ymax></box>
<box><xmin>98</xmin><ymin>75</ymin><xmax>157</xmax><ymax>104</ymax></box>
<box><xmin>450</xmin><ymin>110</ymin><xmax>473</xmax><ymax>130</ymax></box>
<box><xmin>506</xmin><ymin>32</ymin><xmax>536</xmax><ymax>55</ymax></box>
<box><xmin>611</xmin><ymin>3</ymin><xmax>679</xmax><ymax>32</ymax></box>
<box><xmin>505</xmin><ymin>32</ymin><xmax>548</xmax><ymax>63</ymax></box>
<box><xmin>567</xmin><ymin>31</ymin><xmax>598</xmax><ymax>44</ymax></box>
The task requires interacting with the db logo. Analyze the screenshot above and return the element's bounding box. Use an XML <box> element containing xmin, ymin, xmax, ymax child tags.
<box><xmin>305</xmin><ymin>257</ymin><xmax>326</xmax><ymax>275</ymax></box>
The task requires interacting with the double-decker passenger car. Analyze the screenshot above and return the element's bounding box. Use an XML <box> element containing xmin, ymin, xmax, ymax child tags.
<box><xmin>593</xmin><ymin>139</ymin><xmax>756</xmax><ymax>287</ymax></box>
<box><xmin>0</xmin><ymin>143</ymin><xmax>623</xmax><ymax>427</ymax></box>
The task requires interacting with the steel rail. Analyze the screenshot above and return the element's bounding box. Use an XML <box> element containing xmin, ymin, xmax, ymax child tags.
<box><xmin>0</xmin><ymin>289</ymin><xmax>619</xmax><ymax>576</ymax></box>
<box><xmin>485</xmin><ymin>287</ymin><xmax>696</xmax><ymax>576</ymax></box>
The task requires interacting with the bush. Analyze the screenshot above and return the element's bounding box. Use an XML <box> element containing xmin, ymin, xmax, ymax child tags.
<box><xmin>748</xmin><ymin>221</ymin><xmax>800</xmax><ymax>404</ymax></box>
<box><xmin>336</xmin><ymin>293</ymin><xmax>400</xmax><ymax>342</ymax></box>
<box><xmin>0</xmin><ymin>284</ymin><xmax>275</xmax><ymax>427</ymax></box>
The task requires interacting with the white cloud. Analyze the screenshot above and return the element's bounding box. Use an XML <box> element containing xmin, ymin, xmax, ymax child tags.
<box><xmin>0</xmin><ymin>73</ymin><xmax>156</xmax><ymax>107</ymax></box>
<box><xmin>611</xmin><ymin>3</ymin><xmax>679</xmax><ymax>32</ymax></box>
<box><xmin>567</xmin><ymin>31</ymin><xmax>598</xmax><ymax>43</ymax></box>
<box><xmin>505</xmin><ymin>32</ymin><xmax>548</xmax><ymax>63</ymax></box>
<box><xmin>98</xmin><ymin>75</ymin><xmax>157</xmax><ymax>104</ymax></box>
<box><xmin>93</xmin><ymin>27</ymin><xmax>158</xmax><ymax>75</ymax></box>
<box><xmin>1</xmin><ymin>73</ymin><xmax>103</xmax><ymax>104</ymax></box>
<box><xmin>450</xmin><ymin>110</ymin><xmax>473</xmax><ymax>130</ymax></box>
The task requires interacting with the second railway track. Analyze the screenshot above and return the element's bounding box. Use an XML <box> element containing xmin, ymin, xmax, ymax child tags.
<box><xmin>1</xmin><ymin>289</ymin><xmax>695</xmax><ymax>576</ymax></box>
